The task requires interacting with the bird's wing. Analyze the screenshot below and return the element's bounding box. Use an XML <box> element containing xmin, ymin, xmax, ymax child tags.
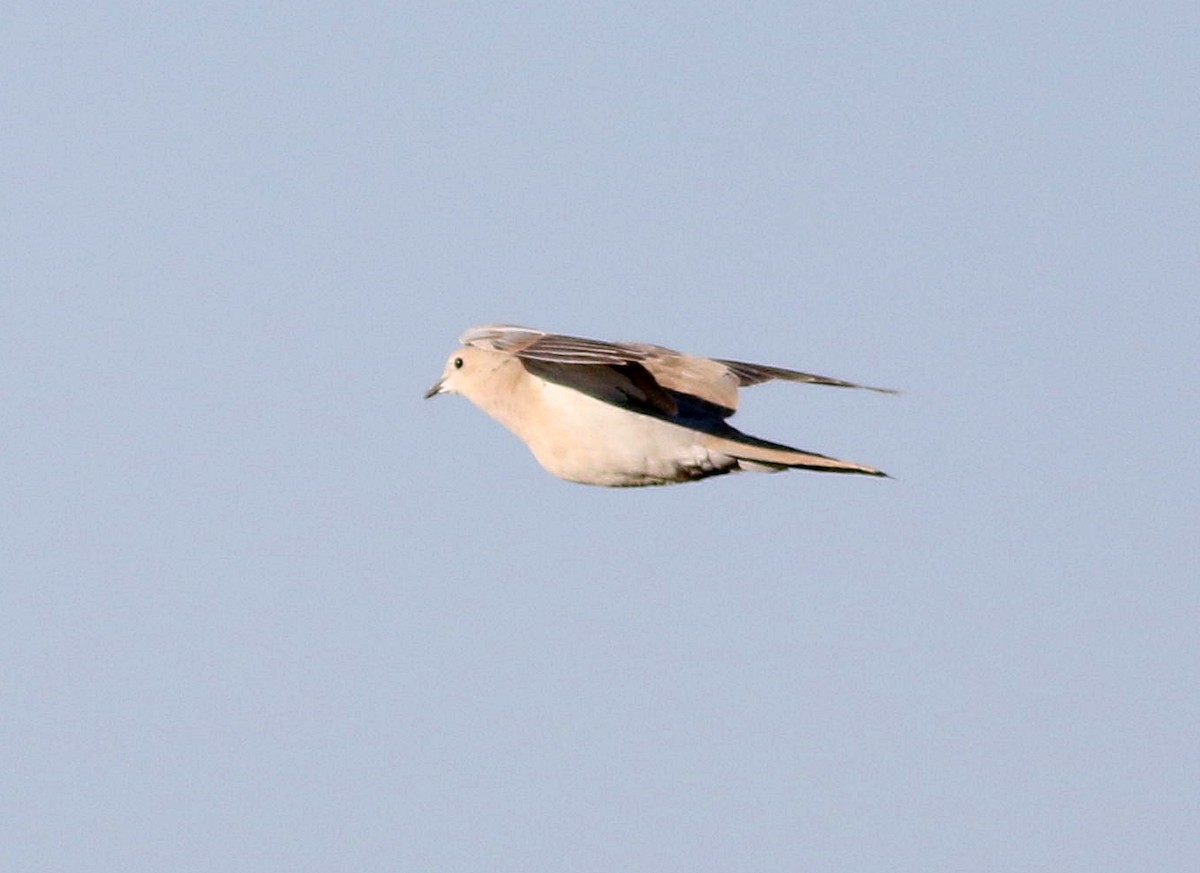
<box><xmin>461</xmin><ymin>325</ymin><xmax>740</xmax><ymax>415</ymax></box>
<box><xmin>460</xmin><ymin>325</ymin><xmax>894</xmax><ymax>419</ymax></box>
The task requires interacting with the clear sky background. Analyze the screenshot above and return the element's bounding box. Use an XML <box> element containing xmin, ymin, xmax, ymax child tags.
<box><xmin>4</xmin><ymin>3</ymin><xmax>1197</xmax><ymax>871</ymax></box>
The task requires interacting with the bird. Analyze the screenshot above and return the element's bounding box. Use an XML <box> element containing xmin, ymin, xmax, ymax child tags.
<box><xmin>425</xmin><ymin>324</ymin><xmax>894</xmax><ymax>487</ymax></box>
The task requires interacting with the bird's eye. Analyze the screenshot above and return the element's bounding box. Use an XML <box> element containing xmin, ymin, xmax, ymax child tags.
<box><xmin>453</xmin><ymin>357</ymin><xmax>464</xmax><ymax>369</ymax></box>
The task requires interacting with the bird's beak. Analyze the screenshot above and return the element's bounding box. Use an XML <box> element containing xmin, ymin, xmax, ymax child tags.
<box><xmin>423</xmin><ymin>378</ymin><xmax>444</xmax><ymax>399</ymax></box>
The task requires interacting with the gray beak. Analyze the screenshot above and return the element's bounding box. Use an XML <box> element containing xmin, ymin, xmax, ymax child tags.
<box><xmin>423</xmin><ymin>378</ymin><xmax>444</xmax><ymax>399</ymax></box>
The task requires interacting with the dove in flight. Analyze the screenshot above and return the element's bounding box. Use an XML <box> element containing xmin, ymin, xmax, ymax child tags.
<box><xmin>425</xmin><ymin>324</ymin><xmax>893</xmax><ymax>487</ymax></box>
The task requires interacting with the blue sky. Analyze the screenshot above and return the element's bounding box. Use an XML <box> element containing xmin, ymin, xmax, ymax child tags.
<box><xmin>3</xmin><ymin>3</ymin><xmax>1197</xmax><ymax>871</ymax></box>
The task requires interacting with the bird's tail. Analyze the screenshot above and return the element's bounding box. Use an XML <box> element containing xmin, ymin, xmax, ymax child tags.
<box><xmin>709</xmin><ymin>432</ymin><xmax>888</xmax><ymax>477</ymax></box>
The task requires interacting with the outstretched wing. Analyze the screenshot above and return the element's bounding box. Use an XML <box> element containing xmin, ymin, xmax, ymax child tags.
<box><xmin>461</xmin><ymin>325</ymin><xmax>893</xmax><ymax>419</ymax></box>
<box><xmin>461</xmin><ymin>325</ymin><xmax>740</xmax><ymax>414</ymax></box>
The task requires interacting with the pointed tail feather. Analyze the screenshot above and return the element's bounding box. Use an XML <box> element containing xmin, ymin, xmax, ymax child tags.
<box><xmin>708</xmin><ymin>433</ymin><xmax>888</xmax><ymax>477</ymax></box>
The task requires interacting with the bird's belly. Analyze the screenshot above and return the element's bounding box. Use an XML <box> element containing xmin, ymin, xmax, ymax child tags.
<box><xmin>518</xmin><ymin>381</ymin><xmax>731</xmax><ymax>486</ymax></box>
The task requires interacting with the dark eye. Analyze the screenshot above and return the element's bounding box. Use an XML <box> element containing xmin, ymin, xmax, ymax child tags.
<box><xmin>453</xmin><ymin>357</ymin><xmax>464</xmax><ymax>369</ymax></box>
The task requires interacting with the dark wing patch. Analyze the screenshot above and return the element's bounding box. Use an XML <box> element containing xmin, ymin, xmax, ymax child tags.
<box><xmin>520</xmin><ymin>358</ymin><xmax>679</xmax><ymax>418</ymax></box>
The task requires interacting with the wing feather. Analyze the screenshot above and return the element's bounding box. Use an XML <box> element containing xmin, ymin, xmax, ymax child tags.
<box><xmin>716</xmin><ymin>359</ymin><xmax>898</xmax><ymax>394</ymax></box>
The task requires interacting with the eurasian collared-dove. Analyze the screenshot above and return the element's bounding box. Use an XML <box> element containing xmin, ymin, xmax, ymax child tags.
<box><xmin>425</xmin><ymin>325</ymin><xmax>893</xmax><ymax>487</ymax></box>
